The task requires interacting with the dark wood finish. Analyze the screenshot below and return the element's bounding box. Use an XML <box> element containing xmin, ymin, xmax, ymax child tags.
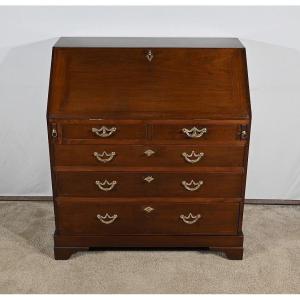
<box><xmin>62</xmin><ymin>121</ymin><xmax>146</xmax><ymax>142</ymax></box>
<box><xmin>56</xmin><ymin>197</ymin><xmax>239</xmax><ymax>235</ymax></box>
<box><xmin>54</xmin><ymin>247</ymin><xmax>89</xmax><ymax>260</ymax></box>
<box><xmin>55</xmin><ymin>171</ymin><xmax>243</xmax><ymax>198</ymax></box>
<box><xmin>54</xmin><ymin>144</ymin><xmax>245</xmax><ymax>168</ymax></box>
<box><xmin>48</xmin><ymin>47</ymin><xmax>249</xmax><ymax>120</ymax></box>
<box><xmin>152</xmin><ymin>123</ymin><xmax>240</xmax><ymax>142</ymax></box>
<box><xmin>56</xmin><ymin>119</ymin><xmax>248</xmax><ymax>145</ymax></box>
<box><xmin>54</xmin><ymin>233</ymin><xmax>244</xmax><ymax>248</ymax></box>
<box><xmin>47</xmin><ymin>37</ymin><xmax>251</xmax><ymax>260</ymax></box>
<box><xmin>54</xmin><ymin>246</ymin><xmax>244</xmax><ymax>260</ymax></box>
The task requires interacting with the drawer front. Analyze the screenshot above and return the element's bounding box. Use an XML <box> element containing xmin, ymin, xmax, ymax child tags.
<box><xmin>152</xmin><ymin>123</ymin><xmax>239</xmax><ymax>143</ymax></box>
<box><xmin>56</xmin><ymin>198</ymin><xmax>239</xmax><ymax>235</ymax></box>
<box><xmin>55</xmin><ymin>172</ymin><xmax>243</xmax><ymax>198</ymax></box>
<box><xmin>54</xmin><ymin>144</ymin><xmax>245</xmax><ymax>167</ymax></box>
<box><xmin>61</xmin><ymin>122</ymin><xmax>146</xmax><ymax>143</ymax></box>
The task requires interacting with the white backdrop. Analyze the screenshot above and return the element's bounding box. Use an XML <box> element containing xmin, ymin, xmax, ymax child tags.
<box><xmin>0</xmin><ymin>6</ymin><xmax>300</xmax><ymax>200</ymax></box>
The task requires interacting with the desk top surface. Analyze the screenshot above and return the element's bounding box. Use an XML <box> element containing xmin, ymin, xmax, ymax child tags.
<box><xmin>54</xmin><ymin>37</ymin><xmax>245</xmax><ymax>48</ymax></box>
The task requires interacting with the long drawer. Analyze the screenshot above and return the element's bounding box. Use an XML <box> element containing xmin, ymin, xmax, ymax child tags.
<box><xmin>54</xmin><ymin>144</ymin><xmax>245</xmax><ymax>167</ymax></box>
<box><xmin>58</xmin><ymin>121</ymin><xmax>245</xmax><ymax>144</ymax></box>
<box><xmin>55</xmin><ymin>171</ymin><xmax>243</xmax><ymax>197</ymax></box>
<box><xmin>56</xmin><ymin>197</ymin><xmax>240</xmax><ymax>235</ymax></box>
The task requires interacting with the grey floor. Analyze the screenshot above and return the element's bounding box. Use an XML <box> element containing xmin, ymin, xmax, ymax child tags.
<box><xmin>0</xmin><ymin>201</ymin><xmax>299</xmax><ymax>293</ymax></box>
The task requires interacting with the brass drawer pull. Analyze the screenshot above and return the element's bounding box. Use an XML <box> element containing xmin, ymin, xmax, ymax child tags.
<box><xmin>180</xmin><ymin>213</ymin><xmax>201</xmax><ymax>224</ymax></box>
<box><xmin>241</xmin><ymin>130</ymin><xmax>247</xmax><ymax>140</ymax></box>
<box><xmin>93</xmin><ymin>151</ymin><xmax>116</xmax><ymax>163</ymax></box>
<box><xmin>51</xmin><ymin>128</ymin><xmax>57</xmax><ymax>138</ymax></box>
<box><xmin>182</xmin><ymin>151</ymin><xmax>204</xmax><ymax>164</ymax></box>
<box><xmin>95</xmin><ymin>180</ymin><xmax>117</xmax><ymax>191</ymax></box>
<box><xmin>146</xmin><ymin>49</ymin><xmax>154</xmax><ymax>62</ymax></box>
<box><xmin>182</xmin><ymin>180</ymin><xmax>203</xmax><ymax>191</ymax></box>
<box><xmin>97</xmin><ymin>213</ymin><xmax>118</xmax><ymax>224</ymax></box>
<box><xmin>182</xmin><ymin>127</ymin><xmax>207</xmax><ymax>138</ymax></box>
<box><xmin>92</xmin><ymin>126</ymin><xmax>117</xmax><ymax>138</ymax></box>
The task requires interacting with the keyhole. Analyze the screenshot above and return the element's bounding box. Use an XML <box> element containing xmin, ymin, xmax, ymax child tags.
<box><xmin>146</xmin><ymin>50</ymin><xmax>154</xmax><ymax>62</ymax></box>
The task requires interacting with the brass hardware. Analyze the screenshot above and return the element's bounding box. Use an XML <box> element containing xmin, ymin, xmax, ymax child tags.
<box><xmin>146</xmin><ymin>49</ymin><xmax>154</xmax><ymax>62</ymax></box>
<box><xmin>180</xmin><ymin>213</ymin><xmax>201</xmax><ymax>224</ymax></box>
<box><xmin>144</xmin><ymin>149</ymin><xmax>155</xmax><ymax>157</ymax></box>
<box><xmin>95</xmin><ymin>180</ymin><xmax>117</xmax><ymax>192</ymax></box>
<box><xmin>92</xmin><ymin>126</ymin><xmax>117</xmax><ymax>138</ymax></box>
<box><xmin>94</xmin><ymin>151</ymin><xmax>116</xmax><ymax>163</ymax></box>
<box><xmin>182</xmin><ymin>127</ymin><xmax>207</xmax><ymax>138</ymax></box>
<box><xmin>97</xmin><ymin>213</ymin><xmax>118</xmax><ymax>224</ymax></box>
<box><xmin>240</xmin><ymin>125</ymin><xmax>248</xmax><ymax>140</ymax></box>
<box><xmin>241</xmin><ymin>131</ymin><xmax>247</xmax><ymax>139</ymax></box>
<box><xmin>144</xmin><ymin>176</ymin><xmax>154</xmax><ymax>183</ymax></box>
<box><xmin>144</xmin><ymin>206</ymin><xmax>155</xmax><ymax>213</ymax></box>
<box><xmin>182</xmin><ymin>180</ymin><xmax>203</xmax><ymax>191</ymax></box>
<box><xmin>182</xmin><ymin>151</ymin><xmax>204</xmax><ymax>164</ymax></box>
<box><xmin>51</xmin><ymin>128</ymin><xmax>57</xmax><ymax>138</ymax></box>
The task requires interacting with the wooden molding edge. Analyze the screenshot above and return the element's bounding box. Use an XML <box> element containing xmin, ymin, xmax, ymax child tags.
<box><xmin>0</xmin><ymin>196</ymin><xmax>299</xmax><ymax>205</ymax></box>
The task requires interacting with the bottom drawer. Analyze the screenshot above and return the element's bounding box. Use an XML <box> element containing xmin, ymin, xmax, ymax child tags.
<box><xmin>56</xmin><ymin>198</ymin><xmax>239</xmax><ymax>235</ymax></box>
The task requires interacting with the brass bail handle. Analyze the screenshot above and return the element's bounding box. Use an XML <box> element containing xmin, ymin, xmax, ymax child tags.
<box><xmin>182</xmin><ymin>151</ymin><xmax>204</xmax><ymax>164</ymax></box>
<box><xmin>180</xmin><ymin>213</ymin><xmax>201</xmax><ymax>224</ymax></box>
<box><xmin>93</xmin><ymin>151</ymin><xmax>116</xmax><ymax>163</ymax></box>
<box><xmin>92</xmin><ymin>126</ymin><xmax>117</xmax><ymax>138</ymax></box>
<box><xmin>182</xmin><ymin>180</ymin><xmax>204</xmax><ymax>191</ymax></box>
<box><xmin>97</xmin><ymin>213</ymin><xmax>118</xmax><ymax>224</ymax></box>
<box><xmin>95</xmin><ymin>180</ymin><xmax>117</xmax><ymax>192</ymax></box>
<box><xmin>182</xmin><ymin>127</ymin><xmax>207</xmax><ymax>139</ymax></box>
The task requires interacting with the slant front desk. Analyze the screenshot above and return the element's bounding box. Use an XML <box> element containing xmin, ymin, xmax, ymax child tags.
<box><xmin>47</xmin><ymin>37</ymin><xmax>251</xmax><ymax>260</ymax></box>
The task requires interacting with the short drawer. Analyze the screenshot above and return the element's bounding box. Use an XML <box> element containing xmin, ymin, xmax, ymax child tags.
<box><xmin>152</xmin><ymin>122</ymin><xmax>241</xmax><ymax>143</ymax></box>
<box><xmin>56</xmin><ymin>198</ymin><xmax>240</xmax><ymax>235</ymax></box>
<box><xmin>61</xmin><ymin>121</ymin><xmax>146</xmax><ymax>144</ymax></box>
<box><xmin>55</xmin><ymin>171</ymin><xmax>243</xmax><ymax>198</ymax></box>
<box><xmin>54</xmin><ymin>144</ymin><xmax>245</xmax><ymax>168</ymax></box>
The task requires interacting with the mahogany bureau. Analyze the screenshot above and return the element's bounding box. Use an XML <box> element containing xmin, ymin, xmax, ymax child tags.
<box><xmin>47</xmin><ymin>37</ymin><xmax>251</xmax><ymax>260</ymax></box>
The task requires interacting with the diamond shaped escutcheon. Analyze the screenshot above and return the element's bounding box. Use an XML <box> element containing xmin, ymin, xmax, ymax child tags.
<box><xmin>144</xmin><ymin>206</ymin><xmax>155</xmax><ymax>213</ymax></box>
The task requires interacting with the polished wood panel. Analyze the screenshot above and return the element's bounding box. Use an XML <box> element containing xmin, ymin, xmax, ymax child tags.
<box><xmin>56</xmin><ymin>197</ymin><xmax>239</xmax><ymax>235</ymax></box>
<box><xmin>55</xmin><ymin>171</ymin><xmax>243</xmax><ymax>198</ymax></box>
<box><xmin>48</xmin><ymin>48</ymin><xmax>249</xmax><ymax>119</ymax></box>
<box><xmin>54</xmin><ymin>144</ymin><xmax>245</xmax><ymax>168</ymax></box>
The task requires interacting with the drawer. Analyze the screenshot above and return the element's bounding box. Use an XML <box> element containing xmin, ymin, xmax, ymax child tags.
<box><xmin>56</xmin><ymin>198</ymin><xmax>240</xmax><ymax>235</ymax></box>
<box><xmin>54</xmin><ymin>144</ymin><xmax>245</xmax><ymax>168</ymax></box>
<box><xmin>152</xmin><ymin>122</ymin><xmax>240</xmax><ymax>143</ymax></box>
<box><xmin>55</xmin><ymin>172</ymin><xmax>243</xmax><ymax>198</ymax></box>
<box><xmin>61</xmin><ymin>121</ymin><xmax>146</xmax><ymax>144</ymax></box>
